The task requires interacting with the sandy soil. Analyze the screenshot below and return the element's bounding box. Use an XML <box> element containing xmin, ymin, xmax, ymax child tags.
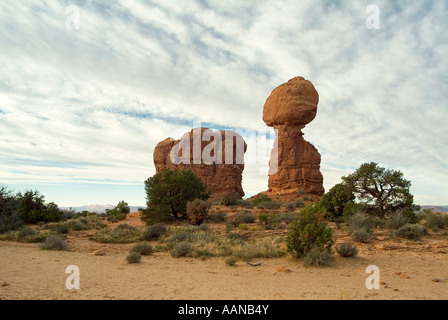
<box><xmin>0</xmin><ymin>212</ymin><xmax>447</xmax><ymax>300</ymax></box>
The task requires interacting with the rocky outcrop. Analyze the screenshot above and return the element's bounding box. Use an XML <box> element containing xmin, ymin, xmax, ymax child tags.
<box><xmin>154</xmin><ymin>127</ymin><xmax>247</xmax><ymax>200</ymax></box>
<box><xmin>263</xmin><ymin>77</ymin><xmax>324</xmax><ymax>198</ymax></box>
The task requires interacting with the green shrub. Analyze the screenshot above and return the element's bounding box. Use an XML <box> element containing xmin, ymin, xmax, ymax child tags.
<box><xmin>17</xmin><ymin>226</ymin><xmax>38</xmax><ymax>239</ymax></box>
<box><xmin>347</xmin><ymin>213</ymin><xmax>372</xmax><ymax>234</ymax></box>
<box><xmin>69</xmin><ymin>220</ymin><xmax>90</xmax><ymax>231</ymax></box>
<box><xmin>91</xmin><ymin>224</ymin><xmax>141</xmax><ymax>243</ymax></box>
<box><xmin>286</xmin><ymin>204</ymin><xmax>334</xmax><ymax>258</ymax></box>
<box><xmin>231</xmin><ymin>211</ymin><xmax>256</xmax><ymax>226</ymax></box>
<box><xmin>105</xmin><ymin>201</ymin><xmax>130</xmax><ymax>222</ymax></box>
<box><xmin>143</xmin><ymin>222</ymin><xmax>167</xmax><ymax>240</ymax></box>
<box><xmin>294</xmin><ymin>199</ymin><xmax>305</xmax><ymax>209</ymax></box>
<box><xmin>386</xmin><ymin>212</ymin><xmax>409</xmax><ymax>230</ymax></box>
<box><xmin>396</xmin><ymin>224</ymin><xmax>428</xmax><ymax>240</ymax></box>
<box><xmin>321</xmin><ymin>183</ymin><xmax>355</xmax><ymax>220</ymax></box>
<box><xmin>82</xmin><ymin>214</ymin><xmax>106</xmax><ymax>229</ymax></box>
<box><xmin>171</xmin><ymin>241</ymin><xmax>193</xmax><ymax>258</ymax></box>
<box><xmin>208</xmin><ymin>211</ymin><xmax>227</xmax><ymax>223</ymax></box>
<box><xmin>221</xmin><ymin>195</ymin><xmax>239</xmax><ymax>206</ymax></box>
<box><xmin>342</xmin><ymin>201</ymin><xmax>366</xmax><ymax>218</ymax></box>
<box><xmin>284</xmin><ymin>202</ymin><xmax>296</xmax><ymax>211</ymax></box>
<box><xmin>186</xmin><ymin>199</ymin><xmax>211</xmax><ymax>225</ymax></box>
<box><xmin>191</xmin><ymin>224</ymin><xmax>209</xmax><ymax>232</ymax></box>
<box><xmin>142</xmin><ymin>169</ymin><xmax>210</xmax><ymax>224</ymax></box>
<box><xmin>16</xmin><ymin>227</ymin><xmax>48</xmax><ymax>243</ymax></box>
<box><xmin>228</xmin><ymin>232</ymin><xmax>242</xmax><ymax>240</ymax></box>
<box><xmin>39</xmin><ymin>235</ymin><xmax>67</xmax><ymax>250</ymax></box>
<box><xmin>256</xmin><ymin>201</ymin><xmax>282</xmax><ymax>210</ymax></box>
<box><xmin>225</xmin><ymin>256</ymin><xmax>238</xmax><ymax>266</ymax></box>
<box><xmin>131</xmin><ymin>242</ymin><xmax>153</xmax><ymax>256</ymax></box>
<box><xmin>399</xmin><ymin>210</ymin><xmax>419</xmax><ymax>224</ymax></box>
<box><xmin>252</xmin><ymin>195</ymin><xmax>272</xmax><ymax>206</ymax></box>
<box><xmin>303</xmin><ymin>247</ymin><xmax>334</xmax><ymax>267</ymax></box>
<box><xmin>423</xmin><ymin>211</ymin><xmax>447</xmax><ymax>231</ymax></box>
<box><xmin>235</xmin><ymin>239</ymin><xmax>285</xmax><ymax>261</ymax></box>
<box><xmin>169</xmin><ymin>230</ymin><xmax>190</xmax><ymax>243</ymax></box>
<box><xmin>258</xmin><ymin>212</ymin><xmax>275</xmax><ymax>229</ymax></box>
<box><xmin>126</xmin><ymin>252</ymin><xmax>141</xmax><ymax>264</ymax></box>
<box><xmin>237</xmin><ymin>199</ymin><xmax>254</xmax><ymax>208</ymax></box>
<box><xmin>351</xmin><ymin>229</ymin><xmax>372</xmax><ymax>243</ymax></box>
<box><xmin>335</xmin><ymin>242</ymin><xmax>358</xmax><ymax>257</ymax></box>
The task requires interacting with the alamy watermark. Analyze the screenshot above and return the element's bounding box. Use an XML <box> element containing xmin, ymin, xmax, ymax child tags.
<box><xmin>365</xmin><ymin>5</ymin><xmax>380</xmax><ymax>30</ymax></box>
<box><xmin>66</xmin><ymin>5</ymin><xmax>80</xmax><ymax>30</ymax></box>
<box><xmin>66</xmin><ymin>265</ymin><xmax>80</xmax><ymax>290</ymax></box>
<box><xmin>365</xmin><ymin>265</ymin><xmax>380</xmax><ymax>289</ymax></box>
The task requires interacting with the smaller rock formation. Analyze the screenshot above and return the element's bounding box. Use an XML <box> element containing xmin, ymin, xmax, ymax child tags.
<box><xmin>154</xmin><ymin>127</ymin><xmax>247</xmax><ymax>200</ymax></box>
<box><xmin>262</xmin><ymin>76</ymin><xmax>324</xmax><ymax>199</ymax></box>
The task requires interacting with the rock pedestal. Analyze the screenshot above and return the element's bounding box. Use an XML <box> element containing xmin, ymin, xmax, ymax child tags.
<box><xmin>263</xmin><ymin>77</ymin><xmax>324</xmax><ymax>198</ymax></box>
<box><xmin>153</xmin><ymin>128</ymin><xmax>247</xmax><ymax>200</ymax></box>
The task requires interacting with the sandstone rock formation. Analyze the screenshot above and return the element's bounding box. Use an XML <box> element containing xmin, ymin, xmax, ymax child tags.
<box><xmin>154</xmin><ymin>127</ymin><xmax>247</xmax><ymax>200</ymax></box>
<box><xmin>263</xmin><ymin>76</ymin><xmax>324</xmax><ymax>198</ymax></box>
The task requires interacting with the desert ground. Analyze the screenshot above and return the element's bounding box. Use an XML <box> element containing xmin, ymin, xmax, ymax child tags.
<box><xmin>0</xmin><ymin>210</ymin><xmax>447</xmax><ymax>300</ymax></box>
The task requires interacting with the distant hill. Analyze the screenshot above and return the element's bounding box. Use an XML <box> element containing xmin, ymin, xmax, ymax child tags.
<box><xmin>420</xmin><ymin>205</ymin><xmax>448</xmax><ymax>213</ymax></box>
<box><xmin>61</xmin><ymin>205</ymin><xmax>145</xmax><ymax>214</ymax></box>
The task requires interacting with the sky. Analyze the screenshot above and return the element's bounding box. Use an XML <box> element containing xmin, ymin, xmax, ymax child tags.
<box><xmin>0</xmin><ymin>0</ymin><xmax>447</xmax><ymax>207</ymax></box>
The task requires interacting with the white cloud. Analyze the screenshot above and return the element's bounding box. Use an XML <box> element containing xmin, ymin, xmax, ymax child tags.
<box><xmin>0</xmin><ymin>0</ymin><xmax>447</xmax><ymax>205</ymax></box>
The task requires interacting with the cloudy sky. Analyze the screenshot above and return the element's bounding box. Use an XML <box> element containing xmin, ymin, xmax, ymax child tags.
<box><xmin>0</xmin><ymin>0</ymin><xmax>447</xmax><ymax>207</ymax></box>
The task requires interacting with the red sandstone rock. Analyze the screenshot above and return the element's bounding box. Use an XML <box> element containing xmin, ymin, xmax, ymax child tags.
<box><xmin>263</xmin><ymin>77</ymin><xmax>324</xmax><ymax>198</ymax></box>
<box><xmin>154</xmin><ymin>128</ymin><xmax>247</xmax><ymax>200</ymax></box>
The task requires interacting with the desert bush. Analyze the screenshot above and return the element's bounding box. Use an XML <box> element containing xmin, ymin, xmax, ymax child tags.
<box><xmin>295</xmin><ymin>199</ymin><xmax>305</xmax><ymax>209</ymax></box>
<box><xmin>423</xmin><ymin>211</ymin><xmax>447</xmax><ymax>231</ymax></box>
<box><xmin>303</xmin><ymin>247</ymin><xmax>333</xmax><ymax>267</ymax></box>
<box><xmin>336</xmin><ymin>242</ymin><xmax>358</xmax><ymax>257</ymax></box>
<box><xmin>225</xmin><ymin>256</ymin><xmax>238</xmax><ymax>266</ymax></box>
<box><xmin>143</xmin><ymin>222</ymin><xmax>167</xmax><ymax>240</ymax></box>
<box><xmin>228</xmin><ymin>232</ymin><xmax>242</xmax><ymax>240</ymax></box>
<box><xmin>284</xmin><ymin>202</ymin><xmax>296</xmax><ymax>211</ymax></box>
<box><xmin>321</xmin><ymin>183</ymin><xmax>354</xmax><ymax>221</ymax></box>
<box><xmin>351</xmin><ymin>229</ymin><xmax>373</xmax><ymax>243</ymax></box>
<box><xmin>39</xmin><ymin>235</ymin><xmax>67</xmax><ymax>250</ymax></box>
<box><xmin>171</xmin><ymin>241</ymin><xmax>193</xmax><ymax>258</ymax></box>
<box><xmin>142</xmin><ymin>169</ymin><xmax>210</xmax><ymax>224</ymax></box>
<box><xmin>386</xmin><ymin>212</ymin><xmax>410</xmax><ymax>230</ymax></box>
<box><xmin>81</xmin><ymin>214</ymin><xmax>106</xmax><ymax>230</ymax></box>
<box><xmin>237</xmin><ymin>199</ymin><xmax>254</xmax><ymax>208</ymax></box>
<box><xmin>17</xmin><ymin>226</ymin><xmax>38</xmax><ymax>239</ymax></box>
<box><xmin>126</xmin><ymin>252</ymin><xmax>141</xmax><ymax>264</ymax></box>
<box><xmin>191</xmin><ymin>224</ymin><xmax>209</xmax><ymax>232</ymax></box>
<box><xmin>169</xmin><ymin>230</ymin><xmax>190</xmax><ymax>243</ymax></box>
<box><xmin>91</xmin><ymin>224</ymin><xmax>142</xmax><ymax>243</ymax></box>
<box><xmin>105</xmin><ymin>201</ymin><xmax>130</xmax><ymax>222</ymax></box>
<box><xmin>208</xmin><ymin>211</ymin><xmax>227</xmax><ymax>223</ymax></box>
<box><xmin>16</xmin><ymin>190</ymin><xmax>63</xmax><ymax>223</ymax></box>
<box><xmin>256</xmin><ymin>201</ymin><xmax>282</xmax><ymax>210</ymax></box>
<box><xmin>0</xmin><ymin>185</ymin><xmax>23</xmax><ymax>234</ymax></box>
<box><xmin>16</xmin><ymin>227</ymin><xmax>48</xmax><ymax>243</ymax></box>
<box><xmin>131</xmin><ymin>242</ymin><xmax>153</xmax><ymax>256</ymax></box>
<box><xmin>396</xmin><ymin>224</ymin><xmax>428</xmax><ymax>240</ymax></box>
<box><xmin>286</xmin><ymin>204</ymin><xmax>334</xmax><ymax>258</ymax></box>
<box><xmin>231</xmin><ymin>211</ymin><xmax>257</xmax><ymax>226</ymax></box>
<box><xmin>221</xmin><ymin>195</ymin><xmax>239</xmax><ymax>206</ymax></box>
<box><xmin>234</xmin><ymin>239</ymin><xmax>285</xmax><ymax>261</ymax></box>
<box><xmin>186</xmin><ymin>199</ymin><xmax>211</xmax><ymax>225</ymax></box>
<box><xmin>252</xmin><ymin>195</ymin><xmax>272</xmax><ymax>206</ymax></box>
<box><xmin>259</xmin><ymin>212</ymin><xmax>298</xmax><ymax>230</ymax></box>
<box><xmin>69</xmin><ymin>220</ymin><xmax>90</xmax><ymax>231</ymax></box>
<box><xmin>347</xmin><ymin>213</ymin><xmax>372</xmax><ymax>234</ymax></box>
